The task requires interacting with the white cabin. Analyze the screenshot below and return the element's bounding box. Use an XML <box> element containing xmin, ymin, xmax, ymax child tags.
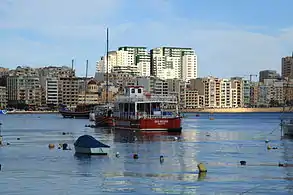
<box><xmin>124</xmin><ymin>86</ymin><xmax>144</xmax><ymax>98</ymax></box>
<box><xmin>114</xmin><ymin>86</ymin><xmax>179</xmax><ymax>119</ymax></box>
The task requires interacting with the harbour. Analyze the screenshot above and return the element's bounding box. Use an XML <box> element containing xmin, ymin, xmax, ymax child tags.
<box><xmin>0</xmin><ymin>112</ymin><xmax>293</xmax><ymax>194</ymax></box>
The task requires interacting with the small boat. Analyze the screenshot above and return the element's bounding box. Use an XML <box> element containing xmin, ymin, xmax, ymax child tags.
<box><xmin>74</xmin><ymin>134</ymin><xmax>110</xmax><ymax>155</ymax></box>
<box><xmin>113</xmin><ymin>86</ymin><xmax>182</xmax><ymax>132</ymax></box>
<box><xmin>94</xmin><ymin>104</ymin><xmax>114</xmax><ymax>127</ymax></box>
<box><xmin>0</xmin><ymin>110</ymin><xmax>7</xmax><ymax>115</ymax></box>
<box><xmin>59</xmin><ymin>105</ymin><xmax>91</xmax><ymax>119</ymax></box>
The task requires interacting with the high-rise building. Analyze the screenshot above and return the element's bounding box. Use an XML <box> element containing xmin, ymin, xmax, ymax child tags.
<box><xmin>150</xmin><ymin>47</ymin><xmax>197</xmax><ymax>81</ymax></box>
<box><xmin>45</xmin><ymin>78</ymin><xmax>58</xmax><ymax>105</ymax></box>
<box><xmin>96</xmin><ymin>46</ymin><xmax>150</xmax><ymax>76</ymax></box>
<box><xmin>282</xmin><ymin>55</ymin><xmax>293</xmax><ymax>79</ymax></box>
<box><xmin>259</xmin><ymin>70</ymin><xmax>279</xmax><ymax>83</ymax></box>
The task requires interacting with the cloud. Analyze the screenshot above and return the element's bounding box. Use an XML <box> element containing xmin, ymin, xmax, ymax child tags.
<box><xmin>0</xmin><ymin>0</ymin><xmax>292</xmax><ymax>79</ymax></box>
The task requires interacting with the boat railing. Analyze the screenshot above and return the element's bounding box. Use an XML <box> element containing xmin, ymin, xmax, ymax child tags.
<box><xmin>115</xmin><ymin>95</ymin><xmax>178</xmax><ymax>103</ymax></box>
<box><xmin>113</xmin><ymin>111</ymin><xmax>178</xmax><ymax>119</ymax></box>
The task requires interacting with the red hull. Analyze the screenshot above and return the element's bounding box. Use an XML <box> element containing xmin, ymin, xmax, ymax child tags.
<box><xmin>114</xmin><ymin>117</ymin><xmax>182</xmax><ymax>132</ymax></box>
<box><xmin>95</xmin><ymin>116</ymin><xmax>114</xmax><ymax>127</ymax></box>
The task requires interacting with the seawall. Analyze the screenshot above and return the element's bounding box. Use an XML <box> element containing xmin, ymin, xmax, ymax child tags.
<box><xmin>181</xmin><ymin>107</ymin><xmax>292</xmax><ymax>113</ymax></box>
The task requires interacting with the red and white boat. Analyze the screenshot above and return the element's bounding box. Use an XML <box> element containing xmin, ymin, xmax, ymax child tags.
<box><xmin>113</xmin><ymin>86</ymin><xmax>182</xmax><ymax>132</ymax></box>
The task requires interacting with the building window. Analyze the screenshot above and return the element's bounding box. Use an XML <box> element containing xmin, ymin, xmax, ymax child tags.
<box><xmin>131</xmin><ymin>89</ymin><xmax>135</xmax><ymax>93</ymax></box>
<box><xmin>138</xmin><ymin>89</ymin><xmax>142</xmax><ymax>93</ymax></box>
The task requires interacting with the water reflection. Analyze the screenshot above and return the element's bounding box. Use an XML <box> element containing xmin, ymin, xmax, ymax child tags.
<box><xmin>112</xmin><ymin>129</ymin><xmax>182</xmax><ymax>143</ymax></box>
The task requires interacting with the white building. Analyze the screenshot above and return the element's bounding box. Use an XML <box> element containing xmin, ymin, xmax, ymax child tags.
<box><xmin>45</xmin><ymin>78</ymin><xmax>58</xmax><ymax>105</ymax></box>
<box><xmin>150</xmin><ymin>47</ymin><xmax>197</xmax><ymax>82</ymax></box>
<box><xmin>96</xmin><ymin>46</ymin><xmax>150</xmax><ymax>76</ymax></box>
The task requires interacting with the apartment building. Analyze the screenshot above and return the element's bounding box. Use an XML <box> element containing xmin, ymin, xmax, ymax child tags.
<box><xmin>96</xmin><ymin>46</ymin><xmax>150</xmax><ymax>76</ymax></box>
<box><xmin>282</xmin><ymin>55</ymin><xmax>293</xmax><ymax>79</ymax></box>
<box><xmin>58</xmin><ymin>77</ymin><xmax>79</xmax><ymax>108</ymax></box>
<box><xmin>137</xmin><ymin>76</ymin><xmax>168</xmax><ymax>96</ymax></box>
<box><xmin>0</xmin><ymin>86</ymin><xmax>7</xmax><ymax>108</ymax></box>
<box><xmin>150</xmin><ymin>47</ymin><xmax>197</xmax><ymax>81</ymax></box>
<box><xmin>190</xmin><ymin>77</ymin><xmax>243</xmax><ymax>108</ymax></box>
<box><xmin>45</xmin><ymin>78</ymin><xmax>58</xmax><ymax>105</ymax></box>
<box><xmin>7</xmin><ymin>76</ymin><xmax>42</xmax><ymax>106</ymax></box>
<box><xmin>259</xmin><ymin>70</ymin><xmax>279</xmax><ymax>83</ymax></box>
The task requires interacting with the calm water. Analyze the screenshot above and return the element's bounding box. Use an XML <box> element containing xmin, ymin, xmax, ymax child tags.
<box><xmin>0</xmin><ymin>113</ymin><xmax>293</xmax><ymax>194</ymax></box>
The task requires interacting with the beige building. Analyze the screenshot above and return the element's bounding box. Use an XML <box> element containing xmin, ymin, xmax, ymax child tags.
<box><xmin>78</xmin><ymin>79</ymin><xmax>99</xmax><ymax>105</ymax></box>
<box><xmin>7</xmin><ymin>76</ymin><xmax>42</xmax><ymax>106</ymax></box>
<box><xmin>58</xmin><ymin>77</ymin><xmax>79</xmax><ymax>108</ymax></box>
<box><xmin>190</xmin><ymin>77</ymin><xmax>244</xmax><ymax>108</ymax></box>
<box><xmin>0</xmin><ymin>86</ymin><xmax>7</xmax><ymax>108</ymax></box>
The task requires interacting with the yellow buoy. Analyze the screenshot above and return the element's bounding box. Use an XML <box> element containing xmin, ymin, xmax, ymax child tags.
<box><xmin>267</xmin><ymin>145</ymin><xmax>272</xmax><ymax>150</ymax></box>
<box><xmin>0</xmin><ymin>136</ymin><xmax>3</xmax><ymax>146</ymax></box>
<box><xmin>48</xmin><ymin>144</ymin><xmax>55</xmax><ymax>149</ymax></box>
<box><xmin>197</xmin><ymin>163</ymin><xmax>207</xmax><ymax>173</ymax></box>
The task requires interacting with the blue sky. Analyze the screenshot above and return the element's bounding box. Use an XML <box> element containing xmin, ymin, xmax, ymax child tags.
<box><xmin>1</xmin><ymin>0</ymin><xmax>293</xmax><ymax>79</ymax></box>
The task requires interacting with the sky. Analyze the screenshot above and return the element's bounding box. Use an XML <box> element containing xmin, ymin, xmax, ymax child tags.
<box><xmin>1</xmin><ymin>0</ymin><xmax>293</xmax><ymax>79</ymax></box>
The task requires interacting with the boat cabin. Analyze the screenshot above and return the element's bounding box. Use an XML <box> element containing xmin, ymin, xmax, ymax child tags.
<box><xmin>113</xmin><ymin>86</ymin><xmax>179</xmax><ymax>119</ymax></box>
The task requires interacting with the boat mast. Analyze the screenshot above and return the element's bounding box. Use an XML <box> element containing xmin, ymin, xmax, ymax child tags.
<box><xmin>106</xmin><ymin>28</ymin><xmax>109</xmax><ymax>104</ymax></box>
<box><xmin>70</xmin><ymin>59</ymin><xmax>74</xmax><ymax>109</ymax></box>
<box><xmin>84</xmin><ymin>60</ymin><xmax>88</xmax><ymax>104</ymax></box>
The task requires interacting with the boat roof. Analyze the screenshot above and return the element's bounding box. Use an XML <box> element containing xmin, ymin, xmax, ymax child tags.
<box><xmin>115</xmin><ymin>95</ymin><xmax>177</xmax><ymax>104</ymax></box>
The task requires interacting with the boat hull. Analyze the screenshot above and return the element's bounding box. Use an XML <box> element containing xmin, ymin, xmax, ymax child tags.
<box><xmin>74</xmin><ymin>146</ymin><xmax>110</xmax><ymax>155</ymax></box>
<box><xmin>283</xmin><ymin>123</ymin><xmax>293</xmax><ymax>136</ymax></box>
<box><xmin>59</xmin><ymin>110</ymin><xmax>90</xmax><ymax>119</ymax></box>
<box><xmin>114</xmin><ymin>117</ymin><xmax>182</xmax><ymax>132</ymax></box>
<box><xmin>95</xmin><ymin>116</ymin><xmax>114</xmax><ymax>127</ymax></box>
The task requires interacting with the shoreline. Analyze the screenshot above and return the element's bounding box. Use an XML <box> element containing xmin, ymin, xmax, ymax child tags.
<box><xmin>181</xmin><ymin>107</ymin><xmax>292</xmax><ymax>113</ymax></box>
<box><xmin>4</xmin><ymin>107</ymin><xmax>292</xmax><ymax>114</ymax></box>
<box><xmin>6</xmin><ymin>111</ymin><xmax>59</xmax><ymax>114</ymax></box>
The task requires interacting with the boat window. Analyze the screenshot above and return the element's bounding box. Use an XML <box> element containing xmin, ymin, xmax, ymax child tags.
<box><xmin>137</xmin><ymin>88</ymin><xmax>142</xmax><ymax>93</ymax></box>
<box><xmin>131</xmin><ymin>88</ymin><xmax>135</xmax><ymax>93</ymax></box>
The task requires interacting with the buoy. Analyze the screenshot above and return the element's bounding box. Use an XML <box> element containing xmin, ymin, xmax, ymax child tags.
<box><xmin>160</xmin><ymin>155</ymin><xmax>164</xmax><ymax>163</ymax></box>
<box><xmin>240</xmin><ymin>160</ymin><xmax>246</xmax><ymax>165</ymax></box>
<box><xmin>173</xmin><ymin>136</ymin><xmax>178</xmax><ymax>141</ymax></box>
<box><xmin>62</xmin><ymin>132</ymin><xmax>66</xmax><ymax>135</ymax></box>
<box><xmin>0</xmin><ymin>136</ymin><xmax>3</xmax><ymax>146</ymax></box>
<box><xmin>16</xmin><ymin>137</ymin><xmax>20</xmax><ymax>140</ymax></box>
<box><xmin>265</xmin><ymin>139</ymin><xmax>269</xmax><ymax>143</ymax></box>
<box><xmin>278</xmin><ymin>162</ymin><xmax>285</xmax><ymax>167</ymax></box>
<box><xmin>48</xmin><ymin>144</ymin><xmax>55</xmax><ymax>149</ymax></box>
<box><xmin>62</xmin><ymin>143</ymin><xmax>68</xmax><ymax>150</ymax></box>
<box><xmin>267</xmin><ymin>145</ymin><xmax>272</xmax><ymax>150</ymax></box>
<box><xmin>0</xmin><ymin>164</ymin><xmax>2</xmax><ymax>170</ymax></box>
<box><xmin>133</xmin><ymin>154</ymin><xmax>138</xmax><ymax>159</ymax></box>
<box><xmin>116</xmin><ymin>152</ymin><xmax>120</xmax><ymax>158</ymax></box>
<box><xmin>272</xmin><ymin>147</ymin><xmax>278</xmax><ymax>149</ymax></box>
<box><xmin>6</xmin><ymin>142</ymin><xmax>10</xmax><ymax>145</ymax></box>
<box><xmin>197</xmin><ymin>163</ymin><xmax>207</xmax><ymax>173</ymax></box>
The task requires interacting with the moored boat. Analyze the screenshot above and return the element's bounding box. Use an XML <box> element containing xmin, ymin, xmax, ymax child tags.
<box><xmin>74</xmin><ymin>134</ymin><xmax>110</xmax><ymax>155</ymax></box>
<box><xmin>94</xmin><ymin>104</ymin><xmax>114</xmax><ymax>127</ymax></box>
<box><xmin>113</xmin><ymin>86</ymin><xmax>182</xmax><ymax>132</ymax></box>
<box><xmin>59</xmin><ymin>104</ymin><xmax>92</xmax><ymax>119</ymax></box>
